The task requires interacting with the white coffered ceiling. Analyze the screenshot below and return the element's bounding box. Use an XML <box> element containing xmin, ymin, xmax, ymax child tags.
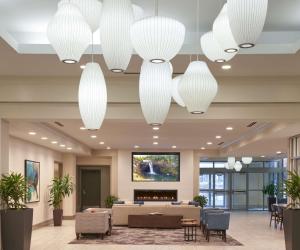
<box><xmin>1</xmin><ymin>0</ymin><xmax>300</xmax><ymax>55</ymax></box>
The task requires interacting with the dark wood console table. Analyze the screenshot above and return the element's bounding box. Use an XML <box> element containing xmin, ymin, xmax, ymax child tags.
<box><xmin>128</xmin><ymin>214</ymin><xmax>183</xmax><ymax>229</ymax></box>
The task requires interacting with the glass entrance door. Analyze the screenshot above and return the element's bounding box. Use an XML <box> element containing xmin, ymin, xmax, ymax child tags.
<box><xmin>231</xmin><ymin>173</ymin><xmax>247</xmax><ymax>210</ymax></box>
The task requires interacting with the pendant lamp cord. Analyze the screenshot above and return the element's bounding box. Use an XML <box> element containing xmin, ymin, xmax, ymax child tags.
<box><xmin>196</xmin><ymin>0</ymin><xmax>200</xmax><ymax>61</ymax></box>
<box><xmin>155</xmin><ymin>0</ymin><xmax>158</xmax><ymax>16</ymax></box>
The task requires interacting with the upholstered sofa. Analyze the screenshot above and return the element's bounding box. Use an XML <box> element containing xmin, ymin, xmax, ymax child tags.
<box><xmin>112</xmin><ymin>204</ymin><xmax>201</xmax><ymax>226</ymax></box>
<box><xmin>75</xmin><ymin>211</ymin><xmax>110</xmax><ymax>239</ymax></box>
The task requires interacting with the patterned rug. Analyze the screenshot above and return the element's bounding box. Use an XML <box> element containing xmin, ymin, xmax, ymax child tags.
<box><xmin>69</xmin><ymin>227</ymin><xmax>243</xmax><ymax>246</ymax></box>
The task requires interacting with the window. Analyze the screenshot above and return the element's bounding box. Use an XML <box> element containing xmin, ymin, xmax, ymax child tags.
<box><xmin>199</xmin><ymin>159</ymin><xmax>287</xmax><ymax>210</ymax></box>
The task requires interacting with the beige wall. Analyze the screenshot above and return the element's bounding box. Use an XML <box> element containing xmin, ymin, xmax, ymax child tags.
<box><xmin>9</xmin><ymin>137</ymin><xmax>62</xmax><ymax>225</ymax></box>
<box><xmin>117</xmin><ymin>150</ymin><xmax>196</xmax><ymax>202</ymax></box>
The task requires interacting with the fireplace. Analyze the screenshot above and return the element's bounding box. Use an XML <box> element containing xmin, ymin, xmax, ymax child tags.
<box><xmin>134</xmin><ymin>189</ymin><xmax>177</xmax><ymax>202</ymax></box>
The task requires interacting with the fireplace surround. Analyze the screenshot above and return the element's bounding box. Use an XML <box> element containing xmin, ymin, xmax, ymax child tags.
<box><xmin>134</xmin><ymin>189</ymin><xmax>177</xmax><ymax>202</ymax></box>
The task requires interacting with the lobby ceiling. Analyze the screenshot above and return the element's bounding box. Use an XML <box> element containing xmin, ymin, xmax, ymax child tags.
<box><xmin>8</xmin><ymin>118</ymin><xmax>294</xmax><ymax>158</ymax></box>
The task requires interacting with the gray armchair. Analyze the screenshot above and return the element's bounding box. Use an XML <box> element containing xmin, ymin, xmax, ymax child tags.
<box><xmin>205</xmin><ymin>212</ymin><xmax>230</xmax><ymax>242</ymax></box>
<box><xmin>201</xmin><ymin>209</ymin><xmax>224</xmax><ymax>233</ymax></box>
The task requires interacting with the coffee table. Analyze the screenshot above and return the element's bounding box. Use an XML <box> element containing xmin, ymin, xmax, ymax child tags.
<box><xmin>128</xmin><ymin>214</ymin><xmax>183</xmax><ymax>229</ymax></box>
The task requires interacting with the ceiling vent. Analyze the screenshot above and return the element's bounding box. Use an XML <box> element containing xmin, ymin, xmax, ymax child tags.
<box><xmin>247</xmin><ymin>121</ymin><xmax>257</xmax><ymax>128</ymax></box>
<box><xmin>218</xmin><ymin>142</ymin><xmax>224</xmax><ymax>146</ymax></box>
<box><xmin>54</xmin><ymin>121</ymin><xmax>64</xmax><ymax>127</ymax></box>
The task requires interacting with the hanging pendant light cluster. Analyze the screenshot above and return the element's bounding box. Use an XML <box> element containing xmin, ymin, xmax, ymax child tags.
<box><xmin>48</xmin><ymin>0</ymin><xmax>268</xmax><ymax>130</ymax></box>
<box><xmin>226</xmin><ymin>156</ymin><xmax>253</xmax><ymax>171</ymax></box>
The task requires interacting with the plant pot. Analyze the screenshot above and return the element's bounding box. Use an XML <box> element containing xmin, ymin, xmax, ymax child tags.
<box><xmin>1</xmin><ymin>208</ymin><xmax>33</xmax><ymax>250</ymax></box>
<box><xmin>283</xmin><ymin>209</ymin><xmax>300</xmax><ymax>250</ymax></box>
<box><xmin>53</xmin><ymin>208</ymin><xmax>63</xmax><ymax>226</ymax></box>
<box><xmin>267</xmin><ymin>196</ymin><xmax>276</xmax><ymax>212</ymax></box>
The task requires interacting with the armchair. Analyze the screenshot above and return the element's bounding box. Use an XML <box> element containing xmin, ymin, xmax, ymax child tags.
<box><xmin>205</xmin><ymin>212</ymin><xmax>230</xmax><ymax>242</ymax></box>
<box><xmin>75</xmin><ymin>211</ymin><xmax>109</xmax><ymax>239</ymax></box>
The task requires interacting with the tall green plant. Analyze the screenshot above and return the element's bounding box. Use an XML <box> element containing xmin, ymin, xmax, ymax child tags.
<box><xmin>0</xmin><ymin>172</ymin><xmax>28</xmax><ymax>209</ymax></box>
<box><xmin>285</xmin><ymin>171</ymin><xmax>300</xmax><ymax>209</ymax></box>
<box><xmin>48</xmin><ymin>175</ymin><xmax>74</xmax><ymax>209</ymax></box>
<box><xmin>263</xmin><ymin>183</ymin><xmax>277</xmax><ymax>197</ymax></box>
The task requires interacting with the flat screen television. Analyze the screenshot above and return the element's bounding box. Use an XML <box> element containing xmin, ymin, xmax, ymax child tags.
<box><xmin>132</xmin><ymin>152</ymin><xmax>180</xmax><ymax>182</ymax></box>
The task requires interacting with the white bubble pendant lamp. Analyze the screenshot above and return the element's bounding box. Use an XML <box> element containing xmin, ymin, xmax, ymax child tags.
<box><xmin>242</xmin><ymin>157</ymin><xmax>253</xmax><ymax>165</ymax></box>
<box><xmin>78</xmin><ymin>62</ymin><xmax>107</xmax><ymax>130</ymax></box>
<box><xmin>47</xmin><ymin>1</ymin><xmax>92</xmax><ymax>64</ymax></box>
<box><xmin>68</xmin><ymin>0</ymin><xmax>102</xmax><ymax>32</ymax></box>
<box><xmin>228</xmin><ymin>156</ymin><xmax>236</xmax><ymax>169</ymax></box>
<box><xmin>139</xmin><ymin>61</ymin><xmax>172</xmax><ymax>126</ymax></box>
<box><xmin>227</xmin><ymin>0</ymin><xmax>268</xmax><ymax>48</ymax></box>
<box><xmin>213</xmin><ymin>4</ymin><xmax>238</xmax><ymax>53</ymax></box>
<box><xmin>178</xmin><ymin>61</ymin><xmax>218</xmax><ymax>114</ymax></box>
<box><xmin>201</xmin><ymin>31</ymin><xmax>236</xmax><ymax>63</ymax></box>
<box><xmin>234</xmin><ymin>161</ymin><xmax>243</xmax><ymax>172</ymax></box>
<box><xmin>172</xmin><ymin>75</ymin><xmax>185</xmax><ymax>107</ymax></box>
<box><xmin>100</xmin><ymin>0</ymin><xmax>134</xmax><ymax>73</ymax></box>
<box><xmin>131</xmin><ymin>16</ymin><xmax>185</xmax><ymax>63</ymax></box>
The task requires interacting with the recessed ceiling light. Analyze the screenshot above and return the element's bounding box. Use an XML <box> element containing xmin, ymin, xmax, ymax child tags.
<box><xmin>99</xmin><ymin>141</ymin><xmax>105</xmax><ymax>145</ymax></box>
<box><xmin>153</xmin><ymin>135</ymin><xmax>159</xmax><ymax>139</ymax></box>
<box><xmin>28</xmin><ymin>131</ymin><xmax>36</xmax><ymax>135</ymax></box>
<box><xmin>222</xmin><ymin>64</ymin><xmax>231</xmax><ymax>70</ymax></box>
<box><xmin>51</xmin><ymin>141</ymin><xmax>58</xmax><ymax>144</ymax></box>
<box><xmin>261</xmin><ymin>155</ymin><xmax>265</xmax><ymax>158</ymax></box>
<box><xmin>201</xmin><ymin>147</ymin><xmax>206</xmax><ymax>150</ymax></box>
<box><xmin>216</xmin><ymin>135</ymin><xmax>222</xmax><ymax>139</ymax></box>
<box><xmin>41</xmin><ymin>137</ymin><xmax>48</xmax><ymax>140</ymax></box>
<box><xmin>80</xmin><ymin>65</ymin><xmax>86</xmax><ymax>69</ymax></box>
<box><xmin>207</xmin><ymin>142</ymin><xmax>213</xmax><ymax>145</ymax></box>
<box><xmin>153</xmin><ymin>142</ymin><xmax>158</xmax><ymax>145</ymax></box>
<box><xmin>60</xmin><ymin>144</ymin><xmax>66</xmax><ymax>148</ymax></box>
<box><xmin>67</xmin><ymin>147</ymin><xmax>72</xmax><ymax>150</ymax></box>
<box><xmin>80</xmin><ymin>127</ymin><xmax>87</xmax><ymax>130</ymax></box>
<box><xmin>172</xmin><ymin>145</ymin><xmax>177</xmax><ymax>149</ymax></box>
<box><xmin>106</xmin><ymin>146</ymin><xmax>111</xmax><ymax>150</ymax></box>
<box><xmin>276</xmin><ymin>151</ymin><xmax>282</xmax><ymax>155</ymax></box>
<box><xmin>134</xmin><ymin>145</ymin><xmax>140</xmax><ymax>149</ymax></box>
<box><xmin>90</xmin><ymin>135</ymin><xmax>97</xmax><ymax>139</ymax></box>
<box><xmin>226</xmin><ymin>127</ymin><xmax>233</xmax><ymax>131</ymax></box>
<box><xmin>152</xmin><ymin>126</ymin><xmax>160</xmax><ymax>131</ymax></box>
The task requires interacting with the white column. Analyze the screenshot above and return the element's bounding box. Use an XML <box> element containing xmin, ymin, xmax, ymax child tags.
<box><xmin>0</xmin><ymin>119</ymin><xmax>9</xmax><ymax>175</ymax></box>
<box><xmin>62</xmin><ymin>153</ymin><xmax>77</xmax><ymax>217</ymax></box>
<box><xmin>193</xmin><ymin>151</ymin><xmax>200</xmax><ymax>197</ymax></box>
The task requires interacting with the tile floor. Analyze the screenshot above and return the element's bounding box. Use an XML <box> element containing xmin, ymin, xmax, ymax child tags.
<box><xmin>31</xmin><ymin>211</ymin><xmax>285</xmax><ymax>250</ymax></box>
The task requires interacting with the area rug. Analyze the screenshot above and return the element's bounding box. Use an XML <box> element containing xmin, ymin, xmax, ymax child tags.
<box><xmin>69</xmin><ymin>227</ymin><xmax>243</xmax><ymax>246</ymax></box>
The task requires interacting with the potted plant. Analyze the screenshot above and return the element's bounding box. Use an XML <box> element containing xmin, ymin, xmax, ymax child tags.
<box><xmin>105</xmin><ymin>195</ymin><xmax>118</xmax><ymax>208</ymax></box>
<box><xmin>263</xmin><ymin>183</ymin><xmax>277</xmax><ymax>212</ymax></box>
<box><xmin>48</xmin><ymin>175</ymin><xmax>73</xmax><ymax>226</ymax></box>
<box><xmin>283</xmin><ymin>171</ymin><xmax>300</xmax><ymax>250</ymax></box>
<box><xmin>193</xmin><ymin>195</ymin><xmax>208</xmax><ymax>208</ymax></box>
<box><xmin>0</xmin><ymin>172</ymin><xmax>33</xmax><ymax>250</ymax></box>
